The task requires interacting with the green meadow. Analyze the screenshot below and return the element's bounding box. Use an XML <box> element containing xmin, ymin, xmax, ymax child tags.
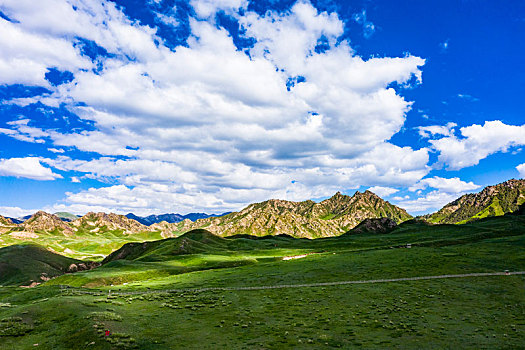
<box><xmin>1</xmin><ymin>213</ymin><xmax>525</xmax><ymax>349</ymax></box>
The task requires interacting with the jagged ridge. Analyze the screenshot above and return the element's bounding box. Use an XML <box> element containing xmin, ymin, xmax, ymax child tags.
<box><xmin>180</xmin><ymin>191</ymin><xmax>412</xmax><ymax>238</ymax></box>
<box><xmin>70</xmin><ymin>212</ymin><xmax>153</xmax><ymax>235</ymax></box>
<box><xmin>426</xmin><ymin>179</ymin><xmax>525</xmax><ymax>224</ymax></box>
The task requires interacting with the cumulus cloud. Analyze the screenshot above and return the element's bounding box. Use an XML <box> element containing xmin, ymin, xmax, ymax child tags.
<box><xmin>409</xmin><ymin>176</ymin><xmax>480</xmax><ymax>193</ymax></box>
<box><xmin>393</xmin><ymin>190</ymin><xmax>459</xmax><ymax>213</ymax></box>
<box><xmin>0</xmin><ymin>206</ymin><xmax>39</xmax><ymax>218</ymax></box>
<box><xmin>190</xmin><ymin>0</ymin><xmax>247</xmax><ymax>18</ymax></box>
<box><xmin>418</xmin><ymin>122</ymin><xmax>457</xmax><ymax>138</ymax></box>
<box><xmin>427</xmin><ymin>121</ymin><xmax>525</xmax><ymax>170</ymax></box>
<box><xmin>0</xmin><ymin>157</ymin><xmax>62</xmax><ymax>180</ymax></box>
<box><xmin>517</xmin><ymin>163</ymin><xmax>525</xmax><ymax>178</ymax></box>
<box><xmin>0</xmin><ymin>0</ymin><xmax>430</xmax><ymax>213</ymax></box>
<box><xmin>367</xmin><ymin>186</ymin><xmax>398</xmax><ymax>197</ymax></box>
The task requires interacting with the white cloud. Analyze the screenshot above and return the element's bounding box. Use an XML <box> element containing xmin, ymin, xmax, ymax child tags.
<box><xmin>428</xmin><ymin>121</ymin><xmax>525</xmax><ymax>169</ymax></box>
<box><xmin>393</xmin><ymin>190</ymin><xmax>459</xmax><ymax>214</ymax></box>
<box><xmin>517</xmin><ymin>163</ymin><xmax>525</xmax><ymax>178</ymax></box>
<box><xmin>440</xmin><ymin>39</ymin><xmax>449</xmax><ymax>52</ymax></box>
<box><xmin>0</xmin><ymin>206</ymin><xmax>38</xmax><ymax>218</ymax></box>
<box><xmin>0</xmin><ymin>16</ymin><xmax>91</xmax><ymax>86</ymax></box>
<box><xmin>457</xmin><ymin>93</ymin><xmax>479</xmax><ymax>102</ymax></box>
<box><xmin>418</xmin><ymin>122</ymin><xmax>457</xmax><ymax>138</ymax></box>
<box><xmin>409</xmin><ymin>176</ymin><xmax>480</xmax><ymax>193</ymax></box>
<box><xmin>0</xmin><ymin>157</ymin><xmax>62</xmax><ymax>180</ymax></box>
<box><xmin>353</xmin><ymin>9</ymin><xmax>375</xmax><ymax>38</ymax></box>
<box><xmin>191</xmin><ymin>0</ymin><xmax>248</xmax><ymax>18</ymax></box>
<box><xmin>367</xmin><ymin>186</ymin><xmax>398</xmax><ymax>197</ymax></box>
<box><xmin>0</xmin><ymin>0</ymin><xmax>431</xmax><ymax>214</ymax></box>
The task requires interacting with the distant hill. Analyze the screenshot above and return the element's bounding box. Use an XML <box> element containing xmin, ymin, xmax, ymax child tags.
<box><xmin>0</xmin><ymin>214</ymin><xmax>14</xmax><ymax>226</ymax></box>
<box><xmin>0</xmin><ymin>215</ymin><xmax>17</xmax><ymax>234</ymax></box>
<box><xmin>425</xmin><ymin>179</ymin><xmax>525</xmax><ymax>224</ymax></box>
<box><xmin>125</xmin><ymin>212</ymin><xmax>230</xmax><ymax>225</ymax></box>
<box><xmin>54</xmin><ymin>212</ymin><xmax>80</xmax><ymax>222</ymax></box>
<box><xmin>0</xmin><ymin>244</ymin><xmax>83</xmax><ymax>286</ymax></box>
<box><xmin>70</xmin><ymin>212</ymin><xmax>153</xmax><ymax>234</ymax></box>
<box><xmin>180</xmin><ymin>191</ymin><xmax>412</xmax><ymax>238</ymax></box>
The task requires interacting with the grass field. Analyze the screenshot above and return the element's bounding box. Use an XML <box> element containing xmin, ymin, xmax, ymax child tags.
<box><xmin>1</xmin><ymin>213</ymin><xmax>525</xmax><ymax>348</ymax></box>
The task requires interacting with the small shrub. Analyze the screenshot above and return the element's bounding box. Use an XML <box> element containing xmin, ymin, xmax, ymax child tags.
<box><xmin>86</xmin><ymin>311</ymin><xmax>122</xmax><ymax>321</ymax></box>
<box><xmin>0</xmin><ymin>317</ymin><xmax>33</xmax><ymax>337</ymax></box>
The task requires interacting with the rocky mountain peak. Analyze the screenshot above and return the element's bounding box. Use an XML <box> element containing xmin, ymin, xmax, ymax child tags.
<box><xmin>180</xmin><ymin>190</ymin><xmax>412</xmax><ymax>238</ymax></box>
<box><xmin>72</xmin><ymin>211</ymin><xmax>150</xmax><ymax>234</ymax></box>
<box><xmin>23</xmin><ymin>211</ymin><xmax>73</xmax><ymax>235</ymax></box>
<box><xmin>427</xmin><ymin>178</ymin><xmax>525</xmax><ymax>224</ymax></box>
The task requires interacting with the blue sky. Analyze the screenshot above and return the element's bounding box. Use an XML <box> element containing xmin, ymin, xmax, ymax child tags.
<box><xmin>0</xmin><ymin>0</ymin><xmax>524</xmax><ymax>217</ymax></box>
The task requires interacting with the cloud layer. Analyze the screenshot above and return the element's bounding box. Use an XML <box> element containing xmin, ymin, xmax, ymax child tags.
<box><xmin>0</xmin><ymin>0</ymin><xmax>521</xmax><ymax>216</ymax></box>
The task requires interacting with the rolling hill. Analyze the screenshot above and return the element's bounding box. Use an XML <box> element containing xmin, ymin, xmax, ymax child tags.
<box><xmin>426</xmin><ymin>179</ymin><xmax>525</xmax><ymax>224</ymax></box>
<box><xmin>0</xmin><ymin>244</ymin><xmax>87</xmax><ymax>286</ymax></box>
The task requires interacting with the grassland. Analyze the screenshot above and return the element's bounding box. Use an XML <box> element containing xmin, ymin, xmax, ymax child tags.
<box><xmin>1</xmin><ymin>213</ymin><xmax>525</xmax><ymax>349</ymax></box>
<box><xmin>0</xmin><ymin>228</ymin><xmax>165</xmax><ymax>261</ymax></box>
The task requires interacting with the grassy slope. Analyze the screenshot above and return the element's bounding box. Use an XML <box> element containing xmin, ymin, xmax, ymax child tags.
<box><xmin>0</xmin><ymin>228</ymin><xmax>165</xmax><ymax>261</ymax></box>
<box><xmin>1</xmin><ymin>214</ymin><xmax>525</xmax><ymax>348</ymax></box>
<box><xmin>0</xmin><ymin>245</ymin><xmax>82</xmax><ymax>286</ymax></box>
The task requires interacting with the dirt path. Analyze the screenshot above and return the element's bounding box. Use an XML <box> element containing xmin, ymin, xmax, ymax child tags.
<box><xmin>60</xmin><ymin>271</ymin><xmax>525</xmax><ymax>296</ymax></box>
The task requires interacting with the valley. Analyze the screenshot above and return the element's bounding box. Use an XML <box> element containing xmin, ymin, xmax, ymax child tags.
<box><xmin>1</xmin><ymin>202</ymin><xmax>525</xmax><ymax>348</ymax></box>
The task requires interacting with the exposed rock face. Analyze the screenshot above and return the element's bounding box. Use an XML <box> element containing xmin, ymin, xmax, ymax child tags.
<box><xmin>71</xmin><ymin>212</ymin><xmax>152</xmax><ymax>234</ymax></box>
<box><xmin>180</xmin><ymin>191</ymin><xmax>412</xmax><ymax>238</ymax></box>
<box><xmin>149</xmin><ymin>221</ymin><xmax>179</xmax><ymax>238</ymax></box>
<box><xmin>345</xmin><ymin>217</ymin><xmax>397</xmax><ymax>235</ymax></box>
<box><xmin>67</xmin><ymin>261</ymin><xmax>100</xmax><ymax>272</ymax></box>
<box><xmin>22</xmin><ymin>211</ymin><xmax>74</xmax><ymax>235</ymax></box>
<box><xmin>0</xmin><ymin>215</ymin><xmax>14</xmax><ymax>226</ymax></box>
<box><xmin>426</xmin><ymin>179</ymin><xmax>525</xmax><ymax>224</ymax></box>
<box><xmin>0</xmin><ymin>215</ymin><xmax>18</xmax><ymax>234</ymax></box>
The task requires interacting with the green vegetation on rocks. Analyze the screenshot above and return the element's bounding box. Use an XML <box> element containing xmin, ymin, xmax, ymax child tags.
<box><xmin>426</xmin><ymin>179</ymin><xmax>525</xmax><ymax>224</ymax></box>
<box><xmin>180</xmin><ymin>191</ymin><xmax>412</xmax><ymax>238</ymax></box>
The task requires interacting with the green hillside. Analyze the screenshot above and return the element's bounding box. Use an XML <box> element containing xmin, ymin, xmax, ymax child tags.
<box><xmin>0</xmin><ymin>244</ymin><xmax>82</xmax><ymax>286</ymax></box>
<box><xmin>427</xmin><ymin>179</ymin><xmax>525</xmax><ymax>224</ymax></box>
<box><xmin>54</xmin><ymin>212</ymin><xmax>79</xmax><ymax>222</ymax></box>
<box><xmin>0</xmin><ymin>204</ymin><xmax>524</xmax><ymax>348</ymax></box>
<box><xmin>0</xmin><ymin>208</ymin><xmax>524</xmax><ymax>348</ymax></box>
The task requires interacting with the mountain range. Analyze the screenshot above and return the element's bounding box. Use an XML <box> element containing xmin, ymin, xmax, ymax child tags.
<box><xmin>0</xmin><ymin>179</ymin><xmax>524</xmax><ymax>239</ymax></box>
<box><xmin>179</xmin><ymin>190</ymin><xmax>412</xmax><ymax>238</ymax></box>
<box><xmin>124</xmin><ymin>212</ymin><xmax>229</xmax><ymax>226</ymax></box>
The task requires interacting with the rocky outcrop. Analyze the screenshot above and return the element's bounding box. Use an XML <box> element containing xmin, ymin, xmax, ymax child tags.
<box><xmin>67</xmin><ymin>261</ymin><xmax>100</xmax><ymax>272</ymax></box>
<box><xmin>0</xmin><ymin>215</ymin><xmax>14</xmax><ymax>226</ymax></box>
<box><xmin>426</xmin><ymin>179</ymin><xmax>525</xmax><ymax>224</ymax></box>
<box><xmin>149</xmin><ymin>221</ymin><xmax>179</xmax><ymax>238</ymax></box>
<box><xmin>22</xmin><ymin>211</ymin><xmax>74</xmax><ymax>235</ymax></box>
<box><xmin>71</xmin><ymin>212</ymin><xmax>152</xmax><ymax>234</ymax></box>
<box><xmin>345</xmin><ymin>217</ymin><xmax>397</xmax><ymax>235</ymax></box>
<box><xmin>0</xmin><ymin>215</ymin><xmax>18</xmax><ymax>234</ymax></box>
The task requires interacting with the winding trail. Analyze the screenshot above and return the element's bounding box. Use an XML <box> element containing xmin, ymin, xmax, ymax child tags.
<box><xmin>61</xmin><ymin>271</ymin><xmax>525</xmax><ymax>296</ymax></box>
